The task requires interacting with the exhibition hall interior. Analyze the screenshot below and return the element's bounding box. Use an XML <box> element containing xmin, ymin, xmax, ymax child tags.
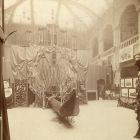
<box><xmin>1</xmin><ymin>0</ymin><xmax>140</xmax><ymax>140</ymax></box>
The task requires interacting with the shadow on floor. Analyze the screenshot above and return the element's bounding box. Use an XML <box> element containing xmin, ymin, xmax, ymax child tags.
<box><xmin>51</xmin><ymin>115</ymin><xmax>75</xmax><ymax>129</ymax></box>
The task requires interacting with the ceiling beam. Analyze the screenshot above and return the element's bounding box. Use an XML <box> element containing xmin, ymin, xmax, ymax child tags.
<box><xmin>5</xmin><ymin>0</ymin><xmax>26</xmax><ymax>13</ymax></box>
<box><xmin>48</xmin><ymin>0</ymin><xmax>98</xmax><ymax>19</ymax></box>
<box><xmin>68</xmin><ymin>0</ymin><xmax>99</xmax><ymax>19</ymax></box>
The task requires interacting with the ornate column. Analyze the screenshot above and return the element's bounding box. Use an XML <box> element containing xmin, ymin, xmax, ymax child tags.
<box><xmin>113</xmin><ymin>26</ymin><xmax>121</xmax><ymax>85</ymax></box>
<box><xmin>113</xmin><ymin>25</ymin><xmax>121</xmax><ymax>47</ymax></box>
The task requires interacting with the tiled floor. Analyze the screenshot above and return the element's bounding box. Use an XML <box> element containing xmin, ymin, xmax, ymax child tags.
<box><xmin>8</xmin><ymin>100</ymin><xmax>138</xmax><ymax>140</ymax></box>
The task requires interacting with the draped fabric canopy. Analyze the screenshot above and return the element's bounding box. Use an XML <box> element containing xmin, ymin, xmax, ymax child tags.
<box><xmin>9</xmin><ymin>45</ymin><xmax>88</xmax><ymax>96</ymax></box>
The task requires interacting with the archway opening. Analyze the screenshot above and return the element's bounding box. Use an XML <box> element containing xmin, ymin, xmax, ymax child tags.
<box><xmin>97</xmin><ymin>79</ymin><xmax>105</xmax><ymax>99</ymax></box>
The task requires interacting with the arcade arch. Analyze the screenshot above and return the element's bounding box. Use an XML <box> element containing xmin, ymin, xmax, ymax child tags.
<box><xmin>120</xmin><ymin>5</ymin><xmax>138</xmax><ymax>42</ymax></box>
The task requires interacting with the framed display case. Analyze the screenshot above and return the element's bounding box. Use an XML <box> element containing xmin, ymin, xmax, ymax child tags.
<box><xmin>129</xmin><ymin>88</ymin><xmax>137</xmax><ymax>98</ymax></box>
<box><xmin>121</xmin><ymin>88</ymin><xmax>129</xmax><ymax>97</ymax></box>
<box><xmin>133</xmin><ymin>78</ymin><xmax>138</xmax><ymax>88</ymax></box>
<box><xmin>3</xmin><ymin>80</ymin><xmax>9</xmax><ymax>88</ymax></box>
<box><xmin>125</xmin><ymin>78</ymin><xmax>132</xmax><ymax>87</ymax></box>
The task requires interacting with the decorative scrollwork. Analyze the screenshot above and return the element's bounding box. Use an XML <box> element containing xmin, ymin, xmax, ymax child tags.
<box><xmin>14</xmin><ymin>79</ymin><xmax>28</xmax><ymax>107</ymax></box>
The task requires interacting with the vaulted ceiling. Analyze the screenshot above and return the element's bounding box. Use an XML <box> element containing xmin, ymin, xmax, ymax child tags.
<box><xmin>4</xmin><ymin>0</ymin><xmax>113</xmax><ymax>30</ymax></box>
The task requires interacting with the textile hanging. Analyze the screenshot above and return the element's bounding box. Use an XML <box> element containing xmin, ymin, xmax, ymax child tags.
<box><xmin>9</xmin><ymin>45</ymin><xmax>88</xmax><ymax>97</ymax></box>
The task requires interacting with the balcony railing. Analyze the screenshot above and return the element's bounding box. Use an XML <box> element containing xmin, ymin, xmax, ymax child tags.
<box><xmin>120</xmin><ymin>35</ymin><xmax>138</xmax><ymax>49</ymax></box>
<box><xmin>102</xmin><ymin>35</ymin><xmax>139</xmax><ymax>57</ymax></box>
<box><xmin>92</xmin><ymin>35</ymin><xmax>139</xmax><ymax>63</ymax></box>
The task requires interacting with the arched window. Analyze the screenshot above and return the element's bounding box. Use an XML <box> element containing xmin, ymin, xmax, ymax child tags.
<box><xmin>120</xmin><ymin>5</ymin><xmax>138</xmax><ymax>42</ymax></box>
<box><xmin>103</xmin><ymin>25</ymin><xmax>113</xmax><ymax>51</ymax></box>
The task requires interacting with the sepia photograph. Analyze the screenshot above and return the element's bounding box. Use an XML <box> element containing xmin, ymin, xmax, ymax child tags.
<box><xmin>1</xmin><ymin>0</ymin><xmax>140</xmax><ymax>140</ymax></box>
